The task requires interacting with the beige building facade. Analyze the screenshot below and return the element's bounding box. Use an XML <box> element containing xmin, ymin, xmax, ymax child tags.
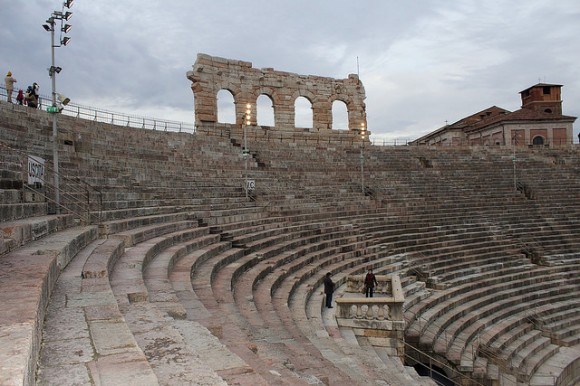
<box><xmin>411</xmin><ymin>83</ymin><xmax>576</xmax><ymax>147</ymax></box>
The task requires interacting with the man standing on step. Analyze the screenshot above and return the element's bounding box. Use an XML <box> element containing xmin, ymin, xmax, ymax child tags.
<box><xmin>4</xmin><ymin>71</ymin><xmax>17</xmax><ymax>103</ymax></box>
<box><xmin>324</xmin><ymin>272</ymin><xmax>335</xmax><ymax>308</ymax></box>
<box><xmin>364</xmin><ymin>268</ymin><xmax>378</xmax><ymax>298</ymax></box>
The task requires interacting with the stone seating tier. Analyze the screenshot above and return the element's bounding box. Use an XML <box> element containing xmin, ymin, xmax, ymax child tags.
<box><xmin>407</xmin><ymin>270</ymin><xmax>579</xmax><ymax>380</ymax></box>
<box><xmin>189</xmin><ymin>211</ymin><xmax>422</xmax><ymax>380</ymax></box>
<box><xmin>2</xmin><ymin>103</ymin><xmax>580</xmax><ymax>385</ymax></box>
<box><xmin>0</xmin><ymin>225</ymin><xmax>97</xmax><ymax>386</ymax></box>
<box><xmin>1</xmin><ymin>214</ymin><xmax>76</xmax><ymax>255</ymax></box>
<box><xmin>0</xmin><ymin>202</ymin><xmax>49</xmax><ymax>223</ymax></box>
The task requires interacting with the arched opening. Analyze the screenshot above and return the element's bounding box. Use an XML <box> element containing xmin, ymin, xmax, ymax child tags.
<box><xmin>544</xmin><ymin>108</ymin><xmax>552</xmax><ymax>114</ymax></box>
<box><xmin>331</xmin><ymin>100</ymin><xmax>349</xmax><ymax>130</ymax></box>
<box><xmin>532</xmin><ymin>136</ymin><xmax>545</xmax><ymax>146</ymax></box>
<box><xmin>294</xmin><ymin>96</ymin><xmax>313</xmax><ymax>129</ymax></box>
<box><xmin>257</xmin><ymin>94</ymin><xmax>275</xmax><ymax>127</ymax></box>
<box><xmin>217</xmin><ymin>89</ymin><xmax>236</xmax><ymax>124</ymax></box>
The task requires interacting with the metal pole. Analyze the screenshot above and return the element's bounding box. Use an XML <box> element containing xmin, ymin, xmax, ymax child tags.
<box><xmin>512</xmin><ymin>138</ymin><xmax>518</xmax><ymax>194</ymax></box>
<box><xmin>360</xmin><ymin>141</ymin><xmax>364</xmax><ymax>194</ymax></box>
<box><xmin>243</xmin><ymin>103</ymin><xmax>252</xmax><ymax>199</ymax></box>
<box><xmin>244</xmin><ymin>121</ymin><xmax>248</xmax><ymax>199</ymax></box>
<box><xmin>50</xmin><ymin>19</ymin><xmax>60</xmax><ymax>214</ymax></box>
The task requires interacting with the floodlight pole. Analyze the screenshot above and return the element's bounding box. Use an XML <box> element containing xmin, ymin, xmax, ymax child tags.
<box><xmin>512</xmin><ymin>137</ymin><xmax>517</xmax><ymax>194</ymax></box>
<box><xmin>44</xmin><ymin>1</ymin><xmax>73</xmax><ymax>214</ymax></box>
<box><xmin>244</xmin><ymin>104</ymin><xmax>251</xmax><ymax>199</ymax></box>
<box><xmin>360</xmin><ymin>141</ymin><xmax>365</xmax><ymax>194</ymax></box>
<box><xmin>48</xmin><ymin>17</ymin><xmax>60</xmax><ymax>213</ymax></box>
<box><xmin>244</xmin><ymin>123</ymin><xmax>248</xmax><ymax>199</ymax></box>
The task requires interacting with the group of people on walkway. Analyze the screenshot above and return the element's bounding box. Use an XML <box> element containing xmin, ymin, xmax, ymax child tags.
<box><xmin>4</xmin><ymin>71</ymin><xmax>40</xmax><ymax>108</ymax></box>
<box><xmin>323</xmin><ymin>268</ymin><xmax>379</xmax><ymax>309</ymax></box>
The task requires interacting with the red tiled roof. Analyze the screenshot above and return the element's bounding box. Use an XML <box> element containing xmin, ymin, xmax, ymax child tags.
<box><xmin>519</xmin><ymin>82</ymin><xmax>563</xmax><ymax>94</ymax></box>
<box><xmin>465</xmin><ymin>108</ymin><xmax>576</xmax><ymax>132</ymax></box>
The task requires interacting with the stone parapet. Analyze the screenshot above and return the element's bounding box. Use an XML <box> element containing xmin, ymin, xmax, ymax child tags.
<box><xmin>345</xmin><ymin>274</ymin><xmax>397</xmax><ymax>295</ymax></box>
<box><xmin>335</xmin><ymin>275</ymin><xmax>406</xmax><ymax>360</ymax></box>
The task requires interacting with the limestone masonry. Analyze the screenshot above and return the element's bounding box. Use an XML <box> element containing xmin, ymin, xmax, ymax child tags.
<box><xmin>187</xmin><ymin>53</ymin><xmax>367</xmax><ymax>132</ymax></box>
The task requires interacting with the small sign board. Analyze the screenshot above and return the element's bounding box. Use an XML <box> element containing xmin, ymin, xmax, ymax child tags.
<box><xmin>28</xmin><ymin>155</ymin><xmax>45</xmax><ymax>186</ymax></box>
<box><xmin>246</xmin><ymin>179</ymin><xmax>255</xmax><ymax>191</ymax></box>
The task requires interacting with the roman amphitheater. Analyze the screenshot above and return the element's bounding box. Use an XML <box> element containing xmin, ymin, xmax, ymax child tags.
<box><xmin>1</xmin><ymin>54</ymin><xmax>579</xmax><ymax>386</ymax></box>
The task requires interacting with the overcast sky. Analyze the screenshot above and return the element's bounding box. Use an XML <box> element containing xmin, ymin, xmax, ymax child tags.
<box><xmin>2</xmin><ymin>1</ymin><xmax>579</xmax><ymax>142</ymax></box>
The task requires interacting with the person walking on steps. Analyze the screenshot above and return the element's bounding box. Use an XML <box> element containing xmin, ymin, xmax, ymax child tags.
<box><xmin>364</xmin><ymin>268</ymin><xmax>378</xmax><ymax>298</ymax></box>
<box><xmin>324</xmin><ymin>272</ymin><xmax>335</xmax><ymax>308</ymax></box>
<box><xmin>4</xmin><ymin>71</ymin><xmax>17</xmax><ymax>103</ymax></box>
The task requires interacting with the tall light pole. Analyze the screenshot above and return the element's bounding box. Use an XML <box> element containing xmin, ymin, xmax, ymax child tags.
<box><xmin>360</xmin><ymin>122</ymin><xmax>366</xmax><ymax>195</ymax></box>
<box><xmin>512</xmin><ymin>136</ymin><xmax>517</xmax><ymax>194</ymax></box>
<box><xmin>43</xmin><ymin>0</ymin><xmax>73</xmax><ymax>214</ymax></box>
<box><xmin>243</xmin><ymin>103</ymin><xmax>251</xmax><ymax>198</ymax></box>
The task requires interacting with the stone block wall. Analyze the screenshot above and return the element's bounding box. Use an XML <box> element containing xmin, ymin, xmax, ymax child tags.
<box><xmin>186</xmin><ymin>53</ymin><xmax>368</xmax><ymax>134</ymax></box>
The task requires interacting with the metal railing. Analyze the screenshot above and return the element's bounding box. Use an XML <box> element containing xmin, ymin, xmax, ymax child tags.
<box><xmin>0</xmin><ymin>141</ymin><xmax>103</xmax><ymax>224</ymax></box>
<box><xmin>408</xmin><ymin>137</ymin><xmax>579</xmax><ymax>147</ymax></box>
<box><xmin>0</xmin><ymin>85</ymin><xmax>195</xmax><ymax>134</ymax></box>
<box><xmin>3</xmin><ymin>85</ymin><xmax>578</xmax><ymax>146</ymax></box>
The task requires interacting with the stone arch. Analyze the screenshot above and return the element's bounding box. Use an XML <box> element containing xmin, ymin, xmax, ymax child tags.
<box><xmin>187</xmin><ymin>53</ymin><xmax>367</xmax><ymax>133</ymax></box>
<box><xmin>331</xmin><ymin>99</ymin><xmax>349</xmax><ymax>130</ymax></box>
<box><xmin>216</xmin><ymin>89</ymin><xmax>236</xmax><ymax>124</ymax></box>
<box><xmin>292</xmin><ymin>90</ymin><xmax>317</xmax><ymax>129</ymax></box>
<box><xmin>294</xmin><ymin>96</ymin><xmax>313</xmax><ymax>129</ymax></box>
<box><xmin>329</xmin><ymin>92</ymin><xmax>366</xmax><ymax>132</ymax></box>
<box><xmin>256</xmin><ymin>94</ymin><xmax>275</xmax><ymax>127</ymax></box>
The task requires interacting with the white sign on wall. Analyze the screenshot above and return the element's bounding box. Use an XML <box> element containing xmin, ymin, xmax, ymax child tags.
<box><xmin>28</xmin><ymin>155</ymin><xmax>45</xmax><ymax>186</ymax></box>
<box><xmin>246</xmin><ymin>179</ymin><xmax>255</xmax><ymax>191</ymax></box>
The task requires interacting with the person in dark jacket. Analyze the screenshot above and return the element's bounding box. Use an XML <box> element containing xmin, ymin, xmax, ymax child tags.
<box><xmin>364</xmin><ymin>268</ymin><xmax>378</xmax><ymax>298</ymax></box>
<box><xmin>16</xmin><ymin>89</ymin><xmax>24</xmax><ymax>105</ymax></box>
<box><xmin>323</xmin><ymin>273</ymin><xmax>335</xmax><ymax>308</ymax></box>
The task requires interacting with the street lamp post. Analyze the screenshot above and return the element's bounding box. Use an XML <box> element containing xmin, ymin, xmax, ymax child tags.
<box><xmin>360</xmin><ymin>122</ymin><xmax>366</xmax><ymax>195</ymax></box>
<box><xmin>244</xmin><ymin>103</ymin><xmax>251</xmax><ymax>198</ymax></box>
<box><xmin>512</xmin><ymin>136</ymin><xmax>517</xmax><ymax>194</ymax></box>
<box><xmin>43</xmin><ymin>0</ymin><xmax>73</xmax><ymax>214</ymax></box>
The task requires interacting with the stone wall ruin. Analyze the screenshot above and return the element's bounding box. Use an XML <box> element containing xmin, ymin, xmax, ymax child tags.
<box><xmin>186</xmin><ymin>53</ymin><xmax>368</xmax><ymax>135</ymax></box>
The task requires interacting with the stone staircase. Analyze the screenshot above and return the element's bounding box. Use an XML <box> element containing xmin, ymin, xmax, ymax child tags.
<box><xmin>1</xmin><ymin>101</ymin><xmax>580</xmax><ymax>385</ymax></box>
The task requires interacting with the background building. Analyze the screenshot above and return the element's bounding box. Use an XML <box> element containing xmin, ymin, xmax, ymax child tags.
<box><xmin>411</xmin><ymin>83</ymin><xmax>576</xmax><ymax>147</ymax></box>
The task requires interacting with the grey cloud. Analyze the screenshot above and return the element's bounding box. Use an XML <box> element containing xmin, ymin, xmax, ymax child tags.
<box><xmin>1</xmin><ymin>1</ymin><xmax>578</xmax><ymax>140</ymax></box>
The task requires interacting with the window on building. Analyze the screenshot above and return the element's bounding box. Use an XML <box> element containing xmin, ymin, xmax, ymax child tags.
<box><xmin>543</xmin><ymin>86</ymin><xmax>551</xmax><ymax>95</ymax></box>
<box><xmin>544</xmin><ymin>108</ymin><xmax>552</xmax><ymax>114</ymax></box>
<box><xmin>532</xmin><ymin>136</ymin><xmax>545</xmax><ymax>145</ymax></box>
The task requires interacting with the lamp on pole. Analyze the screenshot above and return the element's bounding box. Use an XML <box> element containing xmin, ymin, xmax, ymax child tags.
<box><xmin>42</xmin><ymin>0</ymin><xmax>74</xmax><ymax>214</ymax></box>
<box><xmin>243</xmin><ymin>103</ymin><xmax>251</xmax><ymax>198</ymax></box>
<box><xmin>512</xmin><ymin>136</ymin><xmax>517</xmax><ymax>194</ymax></box>
<box><xmin>360</xmin><ymin>122</ymin><xmax>366</xmax><ymax>195</ymax></box>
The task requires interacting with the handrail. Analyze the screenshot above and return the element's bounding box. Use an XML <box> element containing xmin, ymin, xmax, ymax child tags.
<box><xmin>0</xmin><ymin>140</ymin><xmax>103</xmax><ymax>224</ymax></box>
<box><xmin>3</xmin><ymin>85</ymin><xmax>578</xmax><ymax>146</ymax></box>
<box><xmin>0</xmin><ymin>85</ymin><xmax>195</xmax><ymax>134</ymax></box>
<box><xmin>403</xmin><ymin>341</ymin><xmax>487</xmax><ymax>386</ymax></box>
